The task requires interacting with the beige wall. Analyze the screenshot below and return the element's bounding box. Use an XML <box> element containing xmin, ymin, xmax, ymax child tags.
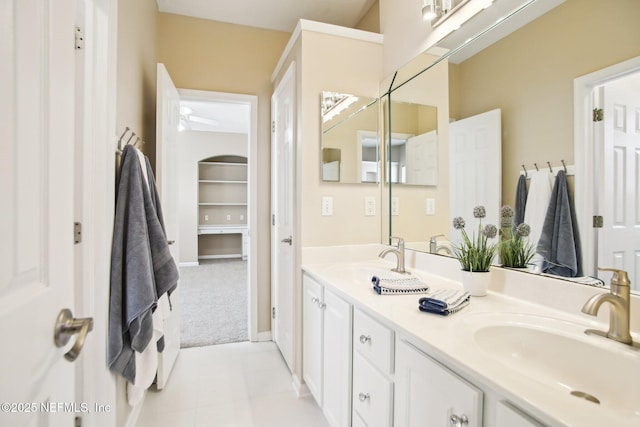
<box><xmin>116</xmin><ymin>0</ymin><xmax>158</xmax><ymax>164</ymax></box>
<box><xmin>454</xmin><ymin>0</ymin><xmax>640</xmax><ymax>207</ymax></box>
<box><xmin>356</xmin><ymin>0</ymin><xmax>380</xmax><ymax>33</ymax></box>
<box><xmin>177</xmin><ymin>131</ymin><xmax>248</xmax><ymax>264</ymax></box>
<box><xmin>157</xmin><ymin>13</ymin><xmax>290</xmax><ymax>334</ymax></box>
<box><xmin>299</xmin><ymin>31</ymin><xmax>384</xmax><ymax>247</ymax></box>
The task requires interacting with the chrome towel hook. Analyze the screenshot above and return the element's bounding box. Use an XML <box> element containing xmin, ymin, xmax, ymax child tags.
<box><xmin>547</xmin><ymin>161</ymin><xmax>553</xmax><ymax>173</ymax></box>
<box><xmin>561</xmin><ymin>159</ymin><xmax>567</xmax><ymax>173</ymax></box>
<box><xmin>521</xmin><ymin>164</ymin><xmax>528</xmax><ymax>177</ymax></box>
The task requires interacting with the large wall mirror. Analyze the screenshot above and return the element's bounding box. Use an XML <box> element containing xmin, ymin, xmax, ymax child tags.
<box><xmin>320</xmin><ymin>91</ymin><xmax>379</xmax><ymax>184</ymax></box>
<box><xmin>383</xmin><ymin>0</ymin><xmax>640</xmax><ymax>291</ymax></box>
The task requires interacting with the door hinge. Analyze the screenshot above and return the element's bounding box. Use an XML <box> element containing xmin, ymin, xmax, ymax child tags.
<box><xmin>593</xmin><ymin>215</ymin><xmax>604</xmax><ymax>228</ymax></box>
<box><xmin>592</xmin><ymin>108</ymin><xmax>603</xmax><ymax>122</ymax></box>
<box><xmin>271</xmin><ymin>120</ymin><xmax>276</xmax><ymax>133</ymax></box>
<box><xmin>272</xmin><ymin>307</ymin><xmax>276</xmax><ymax>319</ymax></box>
<box><xmin>272</xmin><ymin>214</ymin><xmax>275</xmax><ymax>226</ymax></box>
<box><xmin>75</xmin><ymin>415</ymin><xmax>82</xmax><ymax>427</ymax></box>
<box><xmin>75</xmin><ymin>27</ymin><xmax>85</xmax><ymax>50</ymax></box>
<box><xmin>74</xmin><ymin>222</ymin><xmax>82</xmax><ymax>244</ymax></box>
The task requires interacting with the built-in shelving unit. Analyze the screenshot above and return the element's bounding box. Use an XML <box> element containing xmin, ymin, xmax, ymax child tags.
<box><xmin>197</xmin><ymin>156</ymin><xmax>249</xmax><ymax>260</ymax></box>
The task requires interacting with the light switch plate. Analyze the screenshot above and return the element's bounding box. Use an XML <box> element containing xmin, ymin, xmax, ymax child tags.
<box><xmin>364</xmin><ymin>196</ymin><xmax>376</xmax><ymax>216</ymax></box>
<box><xmin>391</xmin><ymin>197</ymin><xmax>400</xmax><ymax>216</ymax></box>
<box><xmin>322</xmin><ymin>196</ymin><xmax>333</xmax><ymax>216</ymax></box>
<box><xmin>426</xmin><ymin>198</ymin><xmax>436</xmax><ymax>215</ymax></box>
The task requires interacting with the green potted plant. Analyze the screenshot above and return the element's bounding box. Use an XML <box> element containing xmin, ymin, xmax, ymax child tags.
<box><xmin>498</xmin><ymin>205</ymin><xmax>536</xmax><ymax>269</ymax></box>
<box><xmin>451</xmin><ymin>206</ymin><xmax>498</xmax><ymax>296</ymax></box>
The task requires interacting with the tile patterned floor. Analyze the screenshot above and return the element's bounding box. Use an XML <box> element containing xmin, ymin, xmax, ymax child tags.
<box><xmin>137</xmin><ymin>342</ymin><xmax>330</xmax><ymax>427</ymax></box>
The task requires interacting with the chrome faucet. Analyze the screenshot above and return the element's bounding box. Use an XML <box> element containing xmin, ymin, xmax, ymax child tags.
<box><xmin>379</xmin><ymin>236</ymin><xmax>409</xmax><ymax>274</ymax></box>
<box><xmin>581</xmin><ymin>267</ymin><xmax>633</xmax><ymax>345</ymax></box>
<box><xmin>429</xmin><ymin>234</ymin><xmax>451</xmax><ymax>255</ymax></box>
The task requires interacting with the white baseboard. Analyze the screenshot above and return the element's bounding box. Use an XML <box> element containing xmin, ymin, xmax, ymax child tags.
<box><xmin>255</xmin><ymin>331</ymin><xmax>272</xmax><ymax>342</ymax></box>
<box><xmin>291</xmin><ymin>373</ymin><xmax>310</xmax><ymax>398</ymax></box>
<box><xmin>179</xmin><ymin>261</ymin><xmax>199</xmax><ymax>267</ymax></box>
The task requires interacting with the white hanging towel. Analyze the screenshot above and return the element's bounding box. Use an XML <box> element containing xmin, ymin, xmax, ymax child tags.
<box><xmin>523</xmin><ymin>170</ymin><xmax>553</xmax><ymax>273</ymax></box>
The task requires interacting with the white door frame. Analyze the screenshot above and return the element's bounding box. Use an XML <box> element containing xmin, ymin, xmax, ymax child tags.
<box><xmin>177</xmin><ymin>88</ymin><xmax>259</xmax><ymax>342</ymax></box>
<box><xmin>574</xmin><ymin>55</ymin><xmax>640</xmax><ymax>277</ymax></box>
<box><xmin>71</xmin><ymin>0</ymin><xmax>118</xmax><ymax>425</ymax></box>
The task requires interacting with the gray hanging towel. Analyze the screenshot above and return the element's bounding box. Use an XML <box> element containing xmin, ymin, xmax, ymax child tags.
<box><xmin>108</xmin><ymin>145</ymin><xmax>179</xmax><ymax>383</ymax></box>
<box><xmin>537</xmin><ymin>170</ymin><xmax>583</xmax><ymax>277</ymax></box>
<box><xmin>513</xmin><ymin>174</ymin><xmax>527</xmax><ymax>227</ymax></box>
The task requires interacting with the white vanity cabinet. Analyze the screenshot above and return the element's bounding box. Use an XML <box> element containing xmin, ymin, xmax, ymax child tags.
<box><xmin>352</xmin><ymin>308</ymin><xmax>395</xmax><ymax>427</ymax></box>
<box><xmin>495</xmin><ymin>401</ymin><xmax>545</xmax><ymax>427</ymax></box>
<box><xmin>394</xmin><ymin>339</ymin><xmax>483</xmax><ymax>427</ymax></box>
<box><xmin>302</xmin><ymin>274</ymin><xmax>353</xmax><ymax>427</ymax></box>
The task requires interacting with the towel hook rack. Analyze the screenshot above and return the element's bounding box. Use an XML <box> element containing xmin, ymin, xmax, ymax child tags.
<box><xmin>561</xmin><ymin>159</ymin><xmax>567</xmax><ymax>173</ymax></box>
<box><xmin>546</xmin><ymin>161</ymin><xmax>553</xmax><ymax>173</ymax></box>
<box><xmin>521</xmin><ymin>164</ymin><xmax>528</xmax><ymax>178</ymax></box>
<box><xmin>534</xmin><ymin>163</ymin><xmax>539</xmax><ymax>171</ymax></box>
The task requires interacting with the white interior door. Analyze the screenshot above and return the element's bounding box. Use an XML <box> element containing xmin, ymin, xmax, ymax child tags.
<box><xmin>155</xmin><ymin>63</ymin><xmax>181</xmax><ymax>388</ymax></box>
<box><xmin>599</xmin><ymin>79</ymin><xmax>640</xmax><ymax>291</ymax></box>
<box><xmin>449</xmin><ymin>109</ymin><xmax>502</xmax><ymax>245</ymax></box>
<box><xmin>271</xmin><ymin>62</ymin><xmax>296</xmax><ymax>372</ymax></box>
<box><xmin>0</xmin><ymin>1</ymin><xmax>82</xmax><ymax>425</ymax></box>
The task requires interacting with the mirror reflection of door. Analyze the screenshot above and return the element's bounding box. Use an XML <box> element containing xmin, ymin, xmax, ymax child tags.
<box><xmin>597</xmin><ymin>71</ymin><xmax>640</xmax><ymax>291</ymax></box>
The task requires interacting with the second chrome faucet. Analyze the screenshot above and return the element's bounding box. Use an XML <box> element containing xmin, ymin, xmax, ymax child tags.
<box><xmin>379</xmin><ymin>236</ymin><xmax>409</xmax><ymax>274</ymax></box>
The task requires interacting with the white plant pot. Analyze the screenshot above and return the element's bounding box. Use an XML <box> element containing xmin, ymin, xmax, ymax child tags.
<box><xmin>460</xmin><ymin>270</ymin><xmax>491</xmax><ymax>297</ymax></box>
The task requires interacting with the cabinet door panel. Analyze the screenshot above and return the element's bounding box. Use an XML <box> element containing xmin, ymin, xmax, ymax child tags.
<box><xmin>303</xmin><ymin>276</ymin><xmax>323</xmax><ymax>406</ymax></box>
<box><xmin>496</xmin><ymin>401</ymin><xmax>544</xmax><ymax>427</ymax></box>
<box><xmin>395</xmin><ymin>340</ymin><xmax>483</xmax><ymax>427</ymax></box>
<box><xmin>354</xmin><ymin>308</ymin><xmax>394</xmax><ymax>374</ymax></box>
<box><xmin>352</xmin><ymin>352</ymin><xmax>393</xmax><ymax>427</ymax></box>
<box><xmin>323</xmin><ymin>289</ymin><xmax>353</xmax><ymax>427</ymax></box>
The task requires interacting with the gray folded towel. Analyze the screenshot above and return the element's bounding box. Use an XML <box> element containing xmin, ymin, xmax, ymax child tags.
<box><xmin>371</xmin><ymin>274</ymin><xmax>430</xmax><ymax>295</ymax></box>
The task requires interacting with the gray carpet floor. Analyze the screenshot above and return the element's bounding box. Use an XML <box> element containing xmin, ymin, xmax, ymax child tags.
<box><xmin>179</xmin><ymin>259</ymin><xmax>248</xmax><ymax>348</ymax></box>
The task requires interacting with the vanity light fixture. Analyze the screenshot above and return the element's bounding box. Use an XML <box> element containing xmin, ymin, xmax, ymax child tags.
<box><xmin>423</xmin><ymin>0</ymin><xmax>494</xmax><ymax>25</ymax></box>
<box><xmin>422</xmin><ymin>0</ymin><xmax>437</xmax><ymax>20</ymax></box>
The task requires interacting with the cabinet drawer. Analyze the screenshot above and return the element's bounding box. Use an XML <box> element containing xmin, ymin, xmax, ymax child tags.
<box><xmin>352</xmin><ymin>352</ymin><xmax>393</xmax><ymax>427</ymax></box>
<box><xmin>353</xmin><ymin>308</ymin><xmax>394</xmax><ymax>374</ymax></box>
<box><xmin>352</xmin><ymin>411</ymin><xmax>367</xmax><ymax>427</ymax></box>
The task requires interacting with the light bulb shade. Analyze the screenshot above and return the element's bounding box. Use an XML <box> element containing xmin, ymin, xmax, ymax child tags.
<box><xmin>422</xmin><ymin>0</ymin><xmax>436</xmax><ymax>20</ymax></box>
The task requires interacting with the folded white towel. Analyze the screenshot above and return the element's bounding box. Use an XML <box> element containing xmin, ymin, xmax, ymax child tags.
<box><xmin>371</xmin><ymin>274</ymin><xmax>430</xmax><ymax>295</ymax></box>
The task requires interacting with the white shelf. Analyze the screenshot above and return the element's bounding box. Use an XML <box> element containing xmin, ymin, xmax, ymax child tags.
<box><xmin>198</xmin><ymin>180</ymin><xmax>248</xmax><ymax>184</ymax></box>
<box><xmin>199</xmin><ymin>161</ymin><xmax>247</xmax><ymax>166</ymax></box>
<box><xmin>198</xmin><ymin>202</ymin><xmax>247</xmax><ymax>206</ymax></box>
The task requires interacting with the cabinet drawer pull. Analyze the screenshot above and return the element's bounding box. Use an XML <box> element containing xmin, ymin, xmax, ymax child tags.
<box><xmin>450</xmin><ymin>414</ymin><xmax>469</xmax><ymax>426</ymax></box>
<box><xmin>318</xmin><ymin>302</ymin><xmax>326</xmax><ymax>309</ymax></box>
<box><xmin>358</xmin><ymin>392</ymin><xmax>370</xmax><ymax>402</ymax></box>
<box><xmin>311</xmin><ymin>297</ymin><xmax>319</xmax><ymax>304</ymax></box>
<box><xmin>359</xmin><ymin>334</ymin><xmax>371</xmax><ymax>344</ymax></box>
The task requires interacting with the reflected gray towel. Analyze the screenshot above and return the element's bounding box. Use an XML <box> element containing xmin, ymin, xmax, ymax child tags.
<box><xmin>108</xmin><ymin>145</ymin><xmax>179</xmax><ymax>383</ymax></box>
<box><xmin>514</xmin><ymin>174</ymin><xmax>527</xmax><ymax>227</ymax></box>
<box><xmin>537</xmin><ymin>170</ymin><xmax>583</xmax><ymax>277</ymax></box>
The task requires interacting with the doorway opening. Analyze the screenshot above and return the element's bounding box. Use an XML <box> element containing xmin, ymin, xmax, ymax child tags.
<box><xmin>175</xmin><ymin>90</ymin><xmax>259</xmax><ymax>346</ymax></box>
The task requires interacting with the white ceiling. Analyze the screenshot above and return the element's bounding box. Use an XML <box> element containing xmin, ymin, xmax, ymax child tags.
<box><xmin>156</xmin><ymin>0</ymin><xmax>377</xmax><ymax>32</ymax></box>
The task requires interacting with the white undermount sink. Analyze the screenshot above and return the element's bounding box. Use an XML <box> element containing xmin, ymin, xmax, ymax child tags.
<box><xmin>457</xmin><ymin>312</ymin><xmax>640</xmax><ymax>419</ymax></box>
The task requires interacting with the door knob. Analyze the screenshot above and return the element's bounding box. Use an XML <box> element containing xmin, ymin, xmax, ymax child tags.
<box><xmin>54</xmin><ymin>309</ymin><xmax>94</xmax><ymax>362</ymax></box>
<box><xmin>281</xmin><ymin>236</ymin><xmax>292</xmax><ymax>245</ymax></box>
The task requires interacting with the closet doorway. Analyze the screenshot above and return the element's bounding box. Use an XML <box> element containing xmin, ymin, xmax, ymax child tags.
<box><xmin>175</xmin><ymin>90</ymin><xmax>258</xmax><ymax>346</ymax></box>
